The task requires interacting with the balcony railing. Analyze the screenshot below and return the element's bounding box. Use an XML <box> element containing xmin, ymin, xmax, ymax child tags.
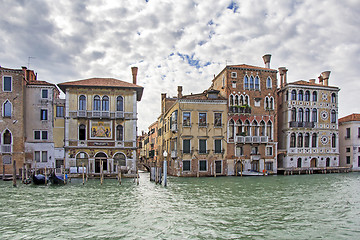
<box><xmin>235</xmin><ymin>136</ymin><xmax>269</xmax><ymax>143</ymax></box>
<box><xmin>229</xmin><ymin>106</ymin><xmax>251</xmax><ymax>114</ymax></box>
<box><xmin>70</xmin><ymin>110</ymin><xmax>131</xmax><ymax>119</ymax></box>
<box><xmin>171</xmin><ymin>124</ymin><xmax>178</xmax><ymax>132</ymax></box>
<box><xmin>1</xmin><ymin>144</ymin><xmax>12</xmax><ymax>153</ymax></box>
<box><xmin>289</xmin><ymin>121</ymin><xmax>315</xmax><ymax>128</ymax></box>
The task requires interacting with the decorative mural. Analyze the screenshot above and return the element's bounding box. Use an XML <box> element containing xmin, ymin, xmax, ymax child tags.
<box><xmin>90</xmin><ymin>120</ymin><xmax>112</xmax><ymax>139</ymax></box>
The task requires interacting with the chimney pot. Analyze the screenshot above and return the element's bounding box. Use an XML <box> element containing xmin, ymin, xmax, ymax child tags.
<box><xmin>131</xmin><ymin>67</ymin><xmax>138</xmax><ymax>85</ymax></box>
<box><xmin>177</xmin><ymin>86</ymin><xmax>183</xmax><ymax>98</ymax></box>
<box><xmin>309</xmin><ymin>79</ymin><xmax>315</xmax><ymax>84</ymax></box>
<box><xmin>262</xmin><ymin>54</ymin><xmax>271</xmax><ymax>68</ymax></box>
<box><xmin>321</xmin><ymin>71</ymin><xmax>331</xmax><ymax>86</ymax></box>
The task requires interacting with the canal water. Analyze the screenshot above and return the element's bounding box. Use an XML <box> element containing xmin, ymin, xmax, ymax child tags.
<box><xmin>0</xmin><ymin>173</ymin><xmax>359</xmax><ymax>239</ymax></box>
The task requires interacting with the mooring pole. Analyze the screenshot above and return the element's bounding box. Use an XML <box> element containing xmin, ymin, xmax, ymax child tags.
<box><xmin>82</xmin><ymin>162</ymin><xmax>85</xmax><ymax>185</ymax></box>
<box><xmin>100</xmin><ymin>160</ymin><xmax>103</xmax><ymax>185</ymax></box>
<box><xmin>12</xmin><ymin>160</ymin><xmax>17</xmax><ymax>187</ymax></box>
<box><xmin>163</xmin><ymin>159</ymin><xmax>167</xmax><ymax>187</ymax></box>
<box><xmin>21</xmin><ymin>165</ymin><xmax>24</xmax><ymax>183</ymax></box>
<box><xmin>44</xmin><ymin>166</ymin><xmax>47</xmax><ymax>185</ymax></box>
<box><xmin>63</xmin><ymin>165</ymin><xmax>66</xmax><ymax>184</ymax></box>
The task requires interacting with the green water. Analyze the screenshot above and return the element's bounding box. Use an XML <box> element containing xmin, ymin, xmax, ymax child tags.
<box><xmin>0</xmin><ymin>173</ymin><xmax>359</xmax><ymax>239</ymax></box>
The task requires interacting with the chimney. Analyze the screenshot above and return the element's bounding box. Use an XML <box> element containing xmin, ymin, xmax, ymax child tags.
<box><xmin>309</xmin><ymin>79</ymin><xmax>315</xmax><ymax>84</ymax></box>
<box><xmin>161</xmin><ymin>93</ymin><xmax>166</xmax><ymax>100</ymax></box>
<box><xmin>278</xmin><ymin>67</ymin><xmax>288</xmax><ymax>87</ymax></box>
<box><xmin>320</xmin><ymin>71</ymin><xmax>331</xmax><ymax>86</ymax></box>
<box><xmin>177</xmin><ymin>86</ymin><xmax>183</xmax><ymax>98</ymax></box>
<box><xmin>131</xmin><ymin>66</ymin><xmax>138</xmax><ymax>85</ymax></box>
<box><xmin>262</xmin><ymin>54</ymin><xmax>271</xmax><ymax>69</ymax></box>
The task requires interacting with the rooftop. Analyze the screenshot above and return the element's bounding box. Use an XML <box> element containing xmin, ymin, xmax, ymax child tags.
<box><xmin>339</xmin><ymin>113</ymin><xmax>360</xmax><ymax>123</ymax></box>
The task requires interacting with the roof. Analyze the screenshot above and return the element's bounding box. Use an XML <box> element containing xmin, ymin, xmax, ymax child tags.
<box><xmin>180</xmin><ymin>90</ymin><xmax>226</xmax><ymax>101</ymax></box>
<box><xmin>286</xmin><ymin>80</ymin><xmax>339</xmax><ymax>89</ymax></box>
<box><xmin>227</xmin><ymin>64</ymin><xmax>277</xmax><ymax>72</ymax></box>
<box><xmin>28</xmin><ymin>80</ymin><xmax>56</xmax><ymax>87</ymax></box>
<box><xmin>58</xmin><ymin>78</ymin><xmax>144</xmax><ymax>101</ymax></box>
<box><xmin>339</xmin><ymin>114</ymin><xmax>360</xmax><ymax>123</ymax></box>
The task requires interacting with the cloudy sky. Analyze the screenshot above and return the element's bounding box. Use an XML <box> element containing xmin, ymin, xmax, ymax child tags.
<box><xmin>1</xmin><ymin>0</ymin><xmax>359</xmax><ymax>132</ymax></box>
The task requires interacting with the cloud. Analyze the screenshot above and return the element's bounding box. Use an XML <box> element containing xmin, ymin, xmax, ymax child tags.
<box><xmin>0</xmin><ymin>0</ymin><xmax>359</xmax><ymax>131</ymax></box>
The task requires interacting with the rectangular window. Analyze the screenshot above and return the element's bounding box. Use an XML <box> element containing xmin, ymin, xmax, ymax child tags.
<box><xmin>265</xmin><ymin>162</ymin><xmax>273</xmax><ymax>171</ymax></box>
<box><xmin>2</xmin><ymin>155</ymin><xmax>12</xmax><ymax>164</ymax></box>
<box><xmin>214</xmin><ymin>139</ymin><xmax>222</xmax><ymax>153</ymax></box>
<box><xmin>183</xmin><ymin>139</ymin><xmax>191</xmax><ymax>154</ymax></box>
<box><xmin>56</xmin><ymin>106</ymin><xmax>64</xmax><ymax>117</ymax></box>
<box><xmin>235</xmin><ymin>146</ymin><xmax>243</xmax><ymax>156</ymax></box>
<box><xmin>346</xmin><ymin>128</ymin><xmax>350</xmax><ymax>138</ymax></box>
<box><xmin>358</xmin><ymin>156</ymin><xmax>360</xmax><ymax>167</ymax></box>
<box><xmin>183</xmin><ymin>112</ymin><xmax>191</xmax><ymax>127</ymax></box>
<box><xmin>199</xmin><ymin>160</ymin><xmax>207</xmax><ymax>171</ymax></box>
<box><xmin>42</xmin><ymin>151</ymin><xmax>48</xmax><ymax>162</ymax></box>
<box><xmin>358</xmin><ymin>147</ymin><xmax>360</xmax><ymax>153</ymax></box>
<box><xmin>35</xmin><ymin>151</ymin><xmax>41</xmax><ymax>162</ymax></box>
<box><xmin>199</xmin><ymin>139</ymin><xmax>207</xmax><ymax>154</ymax></box>
<box><xmin>346</xmin><ymin>147</ymin><xmax>350</xmax><ymax>153</ymax></box>
<box><xmin>214</xmin><ymin>113</ymin><xmax>222</xmax><ymax>127</ymax></box>
<box><xmin>34</xmin><ymin>131</ymin><xmax>41</xmax><ymax>140</ymax></box>
<box><xmin>42</xmin><ymin>131</ymin><xmax>48</xmax><ymax>140</ymax></box>
<box><xmin>3</xmin><ymin>76</ymin><xmax>12</xmax><ymax>92</ymax></box>
<box><xmin>40</xmin><ymin>109</ymin><xmax>48</xmax><ymax>120</ymax></box>
<box><xmin>183</xmin><ymin>160</ymin><xmax>191</xmax><ymax>172</ymax></box>
<box><xmin>346</xmin><ymin>156</ymin><xmax>351</xmax><ymax>164</ymax></box>
<box><xmin>199</xmin><ymin>113</ymin><xmax>207</xmax><ymax>127</ymax></box>
<box><xmin>251</xmin><ymin>146</ymin><xmax>259</xmax><ymax>154</ymax></box>
<box><xmin>266</xmin><ymin>146</ymin><xmax>273</xmax><ymax>156</ymax></box>
<box><xmin>232</xmin><ymin>81</ymin><xmax>236</xmax><ymax>88</ymax></box>
<box><xmin>215</xmin><ymin>160</ymin><xmax>222</xmax><ymax>174</ymax></box>
<box><xmin>358</xmin><ymin>128</ymin><xmax>360</xmax><ymax>138</ymax></box>
<box><xmin>42</xmin><ymin>89</ymin><xmax>48</xmax><ymax>99</ymax></box>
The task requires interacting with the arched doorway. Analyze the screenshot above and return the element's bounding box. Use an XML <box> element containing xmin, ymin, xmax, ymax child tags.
<box><xmin>76</xmin><ymin>152</ymin><xmax>88</xmax><ymax>172</ymax></box>
<box><xmin>326</xmin><ymin>158</ymin><xmax>330</xmax><ymax>167</ymax></box>
<box><xmin>235</xmin><ymin>160</ymin><xmax>244</xmax><ymax>175</ymax></box>
<box><xmin>310</xmin><ymin>158</ymin><xmax>317</xmax><ymax>168</ymax></box>
<box><xmin>113</xmin><ymin>152</ymin><xmax>126</xmax><ymax>172</ymax></box>
<box><xmin>95</xmin><ymin>152</ymin><xmax>107</xmax><ymax>173</ymax></box>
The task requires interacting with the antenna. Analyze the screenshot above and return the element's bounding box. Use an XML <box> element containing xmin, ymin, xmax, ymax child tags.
<box><xmin>28</xmin><ymin>57</ymin><xmax>36</xmax><ymax>68</ymax></box>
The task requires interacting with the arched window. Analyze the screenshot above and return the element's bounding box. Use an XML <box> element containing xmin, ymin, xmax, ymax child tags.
<box><xmin>312</xmin><ymin>133</ymin><xmax>317</xmax><ymax>147</ymax></box>
<box><xmin>250</xmin><ymin>76</ymin><xmax>254</xmax><ymax>89</ymax></box>
<box><xmin>245</xmin><ymin>120</ymin><xmax>251</xmax><ymax>136</ymax></box>
<box><xmin>290</xmin><ymin>133</ymin><xmax>296</xmax><ymax>148</ymax></box>
<box><xmin>285</xmin><ymin>91</ymin><xmax>289</xmax><ymax>101</ymax></box>
<box><xmin>245</xmin><ymin>95</ymin><xmax>249</xmax><ymax>105</ymax></box>
<box><xmin>298</xmin><ymin>90</ymin><xmax>303</xmax><ymax>101</ymax></box>
<box><xmin>331</xmin><ymin>93</ymin><xmax>336</xmax><ymax>103</ymax></box>
<box><xmin>253</xmin><ymin>120</ymin><xmax>259</xmax><ymax>136</ymax></box>
<box><xmin>93</xmin><ymin>95</ymin><xmax>101</xmax><ymax>111</ymax></box>
<box><xmin>244</xmin><ymin>76</ymin><xmax>249</xmax><ymax>89</ymax></box>
<box><xmin>312</xmin><ymin>91</ymin><xmax>317</xmax><ymax>102</ymax></box>
<box><xmin>3</xmin><ymin>129</ymin><xmax>11</xmax><ymax>144</ymax></box>
<box><xmin>260</xmin><ymin>121</ymin><xmax>266</xmax><ymax>136</ymax></box>
<box><xmin>229</xmin><ymin>120</ymin><xmax>235</xmax><ymax>140</ymax></box>
<box><xmin>305</xmin><ymin>108</ymin><xmax>310</xmax><ymax>122</ymax></box>
<box><xmin>332</xmin><ymin>133</ymin><xmax>336</xmax><ymax>148</ymax></box>
<box><xmin>291</xmin><ymin>90</ymin><xmax>297</xmax><ymax>100</ymax></box>
<box><xmin>267</xmin><ymin>121</ymin><xmax>272</xmax><ymax>139</ymax></box>
<box><xmin>3</xmin><ymin>100</ymin><xmax>11</xmax><ymax>117</ymax></box>
<box><xmin>229</xmin><ymin>95</ymin><xmax>234</xmax><ymax>106</ymax></box>
<box><xmin>236</xmin><ymin>120</ymin><xmax>243</xmax><ymax>136</ymax></box>
<box><xmin>298</xmin><ymin>133</ymin><xmax>303</xmax><ymax>148</ymax></box>
<box><xmin>312</xmin><ymin>109</ymin><xmax>317</xmax><ymax>122</ymax></box>
<box><xmin>331</xmin><ymin>110</ymin><xmax>336</xmax><ymax>123</ymax></box>
<box><xmin>326</xmin><ymin>158</ymin><xmax>330</xmax><ymax>167</ymax></box>
<box><xmin>265</xmin><ymin>97</ymin><xmax>270</xmax><ymax>109</ymax></box>
<box><xmin>113</xmin><ymin>153</ymin><xmax>126</xmax><ymax>167</ymax></box>
<box><xmin>266</xmin><ymin>77</ymin><xmax>272</xmax><ymax>89</ymax></box>
<box><xmin>297</xmin><ymin>158</ymin><xmax>302</xmax><ymax>168</ymax></box>
<box><xmin>116</xmin><ymin>125</ymin><xmax>123</xmax><ymax>141</ymax></box>
<box><xmin>79</xmin><ymin>124</ymin><xmax>86</xmax><ymax>140</ymax></box>
<box><xmin>298</xmin><ymin>108</ymin><xmax>304</xmax><ymax>122</ymax></box>
<box><xmin>116</xmin><ymin>96</ymin><xmax>124</xmax><ymax>111</ymax></box>
<box><xmin>235</xmin><ymin>95</ymin><xmax>239</xmax><ymax>105</ymax></box>
<box><xmin>270</xmin><ymin>97</ymin><xmax>274</xmax><ymax>110</ymax></box>
<box><xmin>291</xmin><ymin>108</ymin><xmax>297</xmax><ymax>122</ymax></box>
<box><xmin>304</xmin><ymin>133</ymin><xmax>310</xmax><ymax>147</ymax></box>
<box><xmin>79</xmin><ymin>95</ymin><xmax>86</xmax><ymax>110</ymax></box>
<box><xmin>305</xmin><ymin>91</ymin><xmax>310</xmax><ymax>101</ymax></box>
<box><xmin>102</xmin><ymin>96</ymin><xmax>109</xmax><ymax>111</ymax></box>
<box><xmin>255</xmin><ymin>76</ymin><xmax>260</xmax><ymax>90</ymax></box>
<box><xmin>240</xmin><ymin>95</ymin><xmax>244</xmax><ymax>105</ymax></box>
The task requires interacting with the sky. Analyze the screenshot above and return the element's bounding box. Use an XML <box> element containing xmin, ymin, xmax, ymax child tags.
<box><xmin>1</xmin><ymin>0</ymin><xmax>359</xmax><ymax>133</ymax></box>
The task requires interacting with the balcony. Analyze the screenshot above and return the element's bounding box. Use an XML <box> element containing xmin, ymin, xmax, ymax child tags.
<box><xmin>229</xmin><ymin>105</ymin><xmax>251</xmax><ymax>114</ymax></box>
<box><xmin>78</xmin><ymin>110</ymin><xmax>87</xmax><ymax>117</ymax></box>
<box><xmin>92</xmin><ymin>111</ymin><xmax>110</xmax><ymax>118</ymax></box>
<box><xmin>70</xmin><ymin>110</ymin><xmax>133</xmax><ymax>119</ymax></box>
<box><xmin>1</xmin><ymin>144</ymin><xmax>12</xmax><ymax>153</ymax></box>
<box><xmin>116</xmin><ymin>111</ymin><xmax>124</xmax><ymax>118</ymax></box>
<box><xmin>171</xmin><ymin>124</ymin><xmax>178</xmax><ymax>132</ymax></box>
<box><xmin>235</xmin><ymin>136</ymin><xmax>269</xmax><ymax>144</ymax></box>
<box><xmin>289</xmin><ymin>121</ymin><xmax>315</xmax><ymax>128</ymax></box>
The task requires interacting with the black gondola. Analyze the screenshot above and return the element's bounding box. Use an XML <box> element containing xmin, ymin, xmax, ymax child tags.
<box><xmin>49</xmin><ymin>172</ymin><xmax>67</xmax><ymax>185</ymax></box>
<box><xmin>32</xmin><ymin>173</ymin><xmax>47</xmax><ymax>185</ymax></box>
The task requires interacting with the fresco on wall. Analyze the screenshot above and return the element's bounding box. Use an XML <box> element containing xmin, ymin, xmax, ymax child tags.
<box><xmin>90</xmin><ymin>121</ymin><xmax>112</xmax><ymax>139</ymax></box>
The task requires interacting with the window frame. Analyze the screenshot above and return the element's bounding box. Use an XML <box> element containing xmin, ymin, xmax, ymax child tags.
<box><xmin>3</xmin><ymin>100</ymin><xmax>12</xmax><ymax>117</ymax></box>
<box><xmin>183</xmin><ymin>112</ymin><xmax>191</xmax><ymax>127</ymax></box>
<box><xmin>214</xmin><ymin>112</ymin><xmax>222</xmax><ymax>127</ymax></box>
<box><xmin>3</xmin><ymin>76</ymin><xmax>12</xmax><ymax>92</ymax></box>
<box><xmin>214</xmin><ymin>139</ymin><xmax>222</xmax><ymax>154</ymax></box>
<box><xmin>199</xmin><ymin>139</ymin><xmax>207</xmax><ymax>154</ymax></box>
<box><xmin>40</xmin><ymin>109</ymin><xmax>48</xmax><ymax>121</ymax></box>
<box><xmin>41</xmin><ymin>89</ymin><xmax>48</xmax><ymax>99</ymax></box>
<box><xmin>56</xmin><ymin>106</ymin><xmax>64</xmax><ymax>117</ymax></box>
<box><xmin>79</xmin><ymin>95</ymin><xmax>86</xmax><ymax>111</ymax></box>
<box><xmin>199</xmin><ymin>160</ymin><xmax>207</xmax><ymax>172</ymax></box>
<box><xmin>182</xmin><ymin>139</ymin><xmax>191</xmax><ymax>154</ymax></box>
<box><xmin>183</xmin><ymin>160</ymin><xmax>191</xmax><ymax>172</ymax></box>
<box><xmin>198</xmin><ymin>112</ymin><xmax>207</xmax><ymax>127</ymax></box>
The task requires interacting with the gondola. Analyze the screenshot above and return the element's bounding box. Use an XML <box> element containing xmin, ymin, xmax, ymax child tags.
<box><xmin>49</xmin><ymin>172</ymin><xmax>67</xmax><ymax>185</ymax></box>
<box><xmin>32</xmin><ymin>173</ymin><xmax>47</xmax><ymax>185</ymax></box>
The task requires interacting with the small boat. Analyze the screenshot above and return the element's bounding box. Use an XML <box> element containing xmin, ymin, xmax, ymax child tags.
<box><xmin>49</xmin><ymin>172</ymin><xmax>68</xmax><ymax>185</ymax></box>
<box><xmin>238</xmin><ymin>171</ymin><xmax>268</xmax><ymax>176</ymax></box>
<box><xmin>32</xmin><ymin>173</ymin><xmax>47</xmax><ymax>185</ymax></box>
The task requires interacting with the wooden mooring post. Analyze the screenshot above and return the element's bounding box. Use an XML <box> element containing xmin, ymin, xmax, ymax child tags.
<box><xmin>44</xmin><ymin>167</ymin><xmax>47</xmax><ymax>185</ymax></box>
<box><xmin>100</xmin><ymin>160</ymin><xmax>104</xmax><ymax>185</ymax></box>
<box><xmin>12</xmin><ymin>160</ymin><xmax>17</xmax><ymax>187</ymax></box>
<box><xmin>82</xmin><ymin>163</ymin><xmax>85</xmax><ymax>185</ymax></box>
<box><xmin>21</xmin><ymin>165</ymin><xmax>25</xmax><ymax>183</ymax></box>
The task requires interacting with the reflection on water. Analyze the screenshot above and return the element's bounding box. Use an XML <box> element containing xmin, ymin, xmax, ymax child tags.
<box><xmin>1</xmin><ymin>173</ymin><xmax>360</xmax><ymax>239</ymax></box>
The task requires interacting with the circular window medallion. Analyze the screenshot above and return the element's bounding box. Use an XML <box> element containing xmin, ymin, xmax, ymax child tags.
<box><xmin>322</xmin><ymin>93</ymin><xmax>328</xmax><ymax>101</ymax></box>
<box><xmin>321</xmin><ymin>136</ymin><xmax>328</xmax><ymax>145</ymax></box>
<box><xmin>321</xmin><ymin>110</ymin><xmax>328</xmax><ymax>120</ymax></box>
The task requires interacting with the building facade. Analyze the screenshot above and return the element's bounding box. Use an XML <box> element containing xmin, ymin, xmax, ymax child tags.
<box><xmin>158</xmin><ymin>87</ymin><xmax>228</xmax><ymax>177</ymax></box>
<box><xmin>339</xmin><ymin>114</ymin><xmax>360</xmax><ymax>171</ymax></box>
<box><xmin>211</xmin><ymin>55</ymin><xmax>278</xmax><ymax>175</ymax></box>
<box><xmin>277</xmin><ymin>70</ymin><xmax>340</xmax><ymax>172</ymax></box>
<box><xmin>57</xmin><ymin>67</ymin><xmax>143</xmax><ymax>175</ymax></box>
